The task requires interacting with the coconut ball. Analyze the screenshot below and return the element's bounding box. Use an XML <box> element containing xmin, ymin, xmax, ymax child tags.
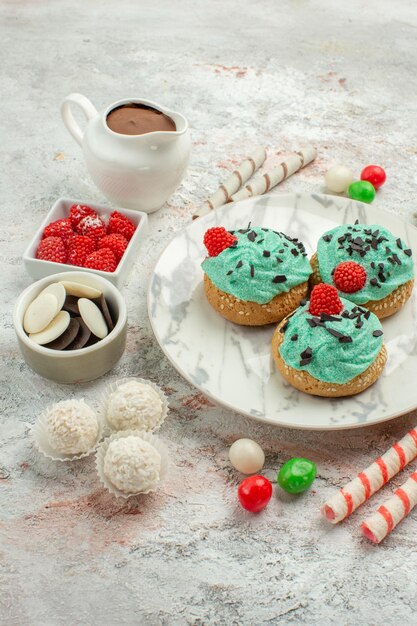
<box><xmin>103</xmin><ymin>435</ymin><xmax>161</xmax><ymax>494</ymax></box>
<box><xmin>44</xmin><ymin>399</ymin><xmax>99</xmax><ymax>454</ymax></box>
<box><xmin>106</xmin><ymin>380</ymin><xmax>164</xmax><ymax>431</ymax></box>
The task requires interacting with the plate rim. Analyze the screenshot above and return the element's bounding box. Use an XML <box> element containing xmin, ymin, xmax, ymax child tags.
<box><xmin>148</xmin><ymin>192</ymin><xmax>417</xmax><ymax>430</ymax></box>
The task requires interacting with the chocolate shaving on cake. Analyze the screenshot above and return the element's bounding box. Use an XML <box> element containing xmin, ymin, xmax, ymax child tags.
<box><xmin>272</xmin><ymin>275</ymin><xmax>286</xmax><ymax>283</ymax></box>
<box><xmin>236</xmin><ymin>260</ymin><xmax>243</xmax><ymax>269</ymax></box>
<box><xmin>256</xmin><ymin>238</ymin><xmax>264</xmax><ymax>245</ymax></box>
<box><xmin>370</xmin><ymin>278</ymin><xmax>381</xmax><ymax>288</ymax></box>
<box><xmin>339</xmin><ymin>335</ymin><xmax>353</xmax><ymax>343</ymax></box>
<box><xmin>263</xmin><ymin>250</ymin><xmax>270</xmax><ymax>257</ymax></box>
<box><xmin>299</xmin><ymin>347</ymin><xmax>313</xmax><ymax>366</ymax></box>
<box><xmin>300</xmin><ymin>299</ymin><xmax>307</xmax><ymax>306</ymax></box>
<box><xmin>392</xmin><ymin>253</ymin><xmax>402</xmax><ymax>265</ymax></box>
<box><xmin>320</xmin><ymin>313</ymin><xmax>342</xmax><ymax>322</ymax></box>
<box><xmin>291</xmin><ymin>334</ymin><xmax>298</xmax><ymax>341</ymax></box>
<box><xmin>238</xmin><ymin>228</ymin><xmax>250</xmax><ymax>234</ymax></box>
<box><xmin>373</xmin><ymin>330</ymin><xmax>383</xmax><ymax>337</ymax></box>
<box><xmin>323</xmin><ymin>234</ymin><xmax>333</xmax><ymax>242</ymax></box>
<box><xmin>396</xmin><ymin>238</ymin><xmax>403</xmax><ymax>249</ymax></box>
<box><xmin>247</xmin><ymin>231</ymin><xmax>257</xmax><ymax>242</ymax></box>
<box><xmin>261</xmin><ymin>227</ymin><xmax>269</xmax><ymax>232</ymax></box>
<box><xmin>278</xmin><ymin>249</ymin><xmax>285</xmax><ymax>254</ymax></box>
<box><xmin>326</xmin><ymin>328</ymin><xmax>352</xmax><ymax>343</ymax></box>
<box><xmin>280</xmin><ymin>322</ymin><xmax>289</xmax><ymax>333</ymax></box>
<box><xmin>226</xmin><ymin>270</ymin><xmax>233</xmax><ymax>276</ymax></box>
<box><xmin>276</xmin><ymin>257</ymin><xmax>283</xmax><ymax>263</ymax></box>
<box><xmin>250</xmin><ymin>265</ymin><xmax>255</xmax><ymax>278</ymax></box>
<box><xmin>404</xmin><ymin>249</ymin><xmax>412</xmax><ymax>256</ymax></box>
<box><xmin>291</xmin><ymin>249</ymin><xmax>299</xmax><ymax>256</ymax></box>
<box><xmin>354</xmin><ymin>219</ymin><xmax>360</xmax><ymax>225</ymax></box>
<box><xmin>364</xmin><ymin>310</ymin><xmax>371</xmax><ymax>320</ymax></box>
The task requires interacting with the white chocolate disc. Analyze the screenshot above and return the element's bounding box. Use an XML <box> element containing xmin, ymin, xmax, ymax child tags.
<box><xmin>23</xmin><ymin>293</ymin><xmax>59</xmax><ymax>334</ymax></box>
<box><xmin>60</xmin><ymin>281</ymin><xmax>102</xmax><ymax>299</ymax></box>
<box><xmin>78</xmin><ymin>298</ymin><xmax>108</xmax><ymax>339</ymax></box>
<box><xmin>39</xmin><ymin>282</ymin><xmax>66</xmax><ymax>311</ymax></box>
<box><xmin>29</xmin><ymin>310</ymin><xmax>71</xmax><ymax>345</ymax></box>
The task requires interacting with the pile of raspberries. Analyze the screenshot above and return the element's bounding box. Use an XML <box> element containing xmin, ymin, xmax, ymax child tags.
<box><xmin>35</xmin><ymin>204</ymin><xmax>136</xmax><ymax>272</ymax></box>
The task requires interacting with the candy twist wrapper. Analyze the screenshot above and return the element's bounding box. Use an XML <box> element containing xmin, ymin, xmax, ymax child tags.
<box><xmin>322</xmin><ymin>428</ymin><xmax>417</xmax><ymax>523</ymax></box>
<box><xmin>361</xmin><ymin>472</ymin><xmax>417</xmax><ymax>543</ymax></box>
<box><xmin>192</xmin><ymin>146</ymin><xmax>266</xmax><ymax>219</ymax></box>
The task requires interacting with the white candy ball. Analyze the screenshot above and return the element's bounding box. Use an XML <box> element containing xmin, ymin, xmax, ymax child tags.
<box><xmin>325</xmin><ymin>165</ymin><xmax>353</xmax><ymax>193</ymax></box>
<box><xmin>229</xmin><ymin>438</ymin><xmax>265</xmax><ymax>474</ymax></box>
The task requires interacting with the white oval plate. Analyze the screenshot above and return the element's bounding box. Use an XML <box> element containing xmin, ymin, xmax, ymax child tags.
<box><xmin>148</xmin><ymin>193</ymin><xmax>417</xmax><ymax>430</ymax></box>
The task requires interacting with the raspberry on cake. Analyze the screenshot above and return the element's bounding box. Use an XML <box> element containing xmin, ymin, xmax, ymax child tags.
<box><xmin>311</xmin><ymin>223</ymin><xmax>414</xmax><ymax>318</ymax></box>
<box><xmin>309</xmin><ymin>284</ymin><xmax>343</xmax><ymax>316</ymax></box>
<box><xmin>333</xmin><ymin>261</ymin><xmax>367</xmax><ymax>293</ymax></box>
<box><xmin>201</xmin><ymin>224</ymin><xmax>312</xmax><ymax>326</ymax></box>
<box><xmin>203</xmin><ymin>227</ymin><xmax>237</xmax><ymax>257</ymax></box>
<box><xmin>272</xmin><ymin>287</ymin><xmax>387</xmax><ymax>397</ymax></box>
<box><xmin>36</xmin><ymin>236</ymin><xmax>67</xmax><ymax>263</ymax></box>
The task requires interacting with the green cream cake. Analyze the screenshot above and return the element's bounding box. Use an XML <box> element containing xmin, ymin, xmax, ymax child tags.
<box><xmin>315</xmin><ymin>223</ymin><xmax>414</xmax><ymax>309</ymax></box>
<box><xmin>202</xmin><ymin>225</ymin><xmax>313</xmax><ymax>326</ymax></box>
<box><xmin>272</xmin><ymin>283</ymin><xmax>387</xmax><ymax>396</ymax></box>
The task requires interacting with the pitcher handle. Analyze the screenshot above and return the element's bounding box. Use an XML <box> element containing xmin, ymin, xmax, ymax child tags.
<box><xmin>61</xmin><ymin>93</ymin><xmax>98</xmax><ymax>147</ymax></box>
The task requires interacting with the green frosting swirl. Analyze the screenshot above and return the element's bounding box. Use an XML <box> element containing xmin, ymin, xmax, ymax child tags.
<box><xmin>317</xmin><ymin>223</ymin><xmax>414</xmax><ymax>304</ymax></box>
<box><xmin>202</xmin><ymin>227</ymin><xmax>312</xmax><ymax>305</ymax></box>
<box><xmin>278</xmin><ymin>297</ymin><xmax>384</xmax><ymax>384</ymax></box>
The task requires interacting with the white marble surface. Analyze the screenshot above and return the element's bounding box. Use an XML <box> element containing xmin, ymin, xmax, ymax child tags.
<box><xmin>2</xmin><ymin>1</ymin><xmax>417</xmax><ymax>624</ymax></box>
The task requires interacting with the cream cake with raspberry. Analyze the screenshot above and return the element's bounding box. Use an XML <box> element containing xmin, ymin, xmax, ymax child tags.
<box><xmin>201</xmin><ymin>225</ymin><xmax>312</xmax><ymax>325</ymax></box>
<box><xmin>272</xmin><ymin>284</ymin><xmax>387</xmax><ymax>397</ymax></box>
<box><xmin>310</xmin><ymin>222</ymin><xmax>414</xmax><ymax>319</ymax></box>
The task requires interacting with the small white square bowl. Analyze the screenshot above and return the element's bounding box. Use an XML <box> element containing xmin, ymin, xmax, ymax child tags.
<box><xmin>23</xmin><ymin>197</ymin><xmax>148</xmax><ymax>288</ymax></box>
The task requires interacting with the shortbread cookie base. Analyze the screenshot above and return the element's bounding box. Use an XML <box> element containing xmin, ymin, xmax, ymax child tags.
<box><xmin>204</xmin><ymin>274</ymin><xmax>309</xmax><ymax>326</ymax></box>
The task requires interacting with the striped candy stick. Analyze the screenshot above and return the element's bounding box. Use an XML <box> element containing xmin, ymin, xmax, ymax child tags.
<box><xmin>322</xmin><ymin>428</ymin><xmax>417</xmax><ymax>524</ymax></box>
<box><xmin>192</xmin><ymin>146</ymin><xmax>267</xmax><ymax>220</ymax></box>
<box><xmin>361</xmin><ymin>472</ymin><xmax>417</xmax><ymax>543</ymax></box>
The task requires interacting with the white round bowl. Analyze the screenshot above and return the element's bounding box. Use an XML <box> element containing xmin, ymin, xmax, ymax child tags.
<box><xmin>13</xmin><ymin>271</ymin><xmax>127</xmax><ymax>383</ymax></box>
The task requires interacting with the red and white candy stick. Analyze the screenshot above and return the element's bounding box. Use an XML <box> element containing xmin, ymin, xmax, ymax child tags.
<box><xmin>361</xmin><ymin>472</ymin><xmax>417</xmax><ymax>543</ymax></box>
<box><xmin>322</xmin><ymin>428</ymin><xmax>417</xmax><ymax>524</ymax></box>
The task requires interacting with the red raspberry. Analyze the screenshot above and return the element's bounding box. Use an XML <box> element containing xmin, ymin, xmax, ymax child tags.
<box><xmin>107</xmin><ymin>211</ymin><xmax>136</xmax><ymax>241</ymax></box>
<box><xmin>36</xmin><ymin>236</ymin><xmax>67</xmax><ymax>263</ymax></box>
<box><xmin>67</xmin><ymin>235</ymin><xmax>96</xmax><ymax>266</ymax></box>
<box><xmin>309</xmin><ymin>284</ymin><xmax>343</xmax><ymax>316</ymax></box>
<box><xmin>333</xmin><ymin>261</ymin><xmax>367</xmax><ymax>293</ymax></box>
<box><xmin>68</xmin><ymin>204</ymin><xmax>98</xmax><ymax>227</ymax></box>
<box><xmin>203</xmin><ymin>227</ymin><xmax>237</xmax><ymax>257</ymax></box>
<box><xmin>97</xmin><ymin>233</ymin><xmax>128</xmax><ymax>262</ymax></box>
<box><xmin>43</xmin><ymin>218</ymin><xmax>74</xmax><ymax>243</ymax></box>
<box><xmin>84</xmin><ymin>248</ymin><xmax>117</xmax><ymax>272</ymax></box>
<box><xmin>75</xmin><ymin>215</ymin><xmax>107</xmax><ymax>240</ymax></box>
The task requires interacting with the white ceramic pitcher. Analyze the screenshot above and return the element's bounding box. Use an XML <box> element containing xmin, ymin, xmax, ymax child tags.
<box><xmin>61</xmin><ymin>94</ymin><xmax>191</xmax><ymax>213</ymax></box>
